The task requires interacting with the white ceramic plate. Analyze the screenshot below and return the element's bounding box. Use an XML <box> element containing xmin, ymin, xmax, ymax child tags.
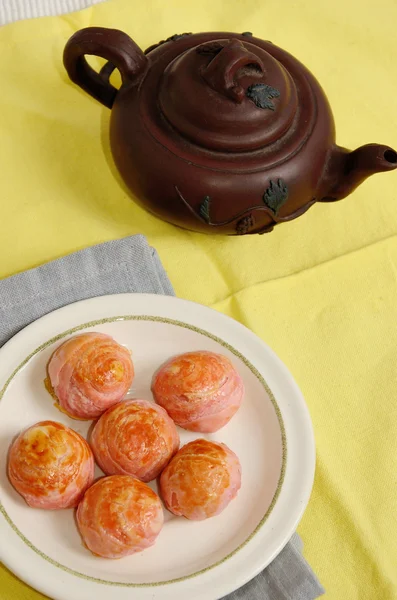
<box><xmin>0</xmin><ymin>294</ymin><xmax>315</xmax><ymax>600</ymax></box>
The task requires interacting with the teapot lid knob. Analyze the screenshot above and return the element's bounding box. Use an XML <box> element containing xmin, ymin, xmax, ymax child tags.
<box><xmin>200</xmin><ymin>38</ymin><xmax>265</xmax><ymax>103</ymax></box>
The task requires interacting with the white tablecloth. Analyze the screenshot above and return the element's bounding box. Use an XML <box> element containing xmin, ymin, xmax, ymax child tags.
<box><xmin>0</xmin><ymin>0</ymin><xmax>103</xmax><ymax>25</ymax></box>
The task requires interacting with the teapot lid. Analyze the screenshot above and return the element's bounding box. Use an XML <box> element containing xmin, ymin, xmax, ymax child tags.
<box><xmin>158</xmin><ymin>38</ymin><xmax>298</xmax><ymax>152</ymax></box>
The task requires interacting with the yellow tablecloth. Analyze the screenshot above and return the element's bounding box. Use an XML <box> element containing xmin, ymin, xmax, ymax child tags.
<box><xmin>0</xmin><ymin>0</ymin><xmax>396</xmax><ymax>598</ymax></box>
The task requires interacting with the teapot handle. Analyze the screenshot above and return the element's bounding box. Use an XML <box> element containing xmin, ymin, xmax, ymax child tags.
<box><xmin>63</xmin><ymin>27</ymin><xmax>148</xmax><ymax>109</ymax></box>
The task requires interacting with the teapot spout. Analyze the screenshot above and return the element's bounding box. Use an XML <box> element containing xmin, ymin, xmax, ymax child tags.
<box><xmin>324</xmin><ymin>144</ymin><xmax>397</xmax><ymax>201</ymax></box>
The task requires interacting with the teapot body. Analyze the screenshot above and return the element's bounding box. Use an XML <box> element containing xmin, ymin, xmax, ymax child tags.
<box><xmin>110</xmin><ymin>33</ymin><xmax>335</xmax><ymax>234</ymax></box>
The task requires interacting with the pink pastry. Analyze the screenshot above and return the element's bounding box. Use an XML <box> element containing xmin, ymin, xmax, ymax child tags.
<box><xmin>76</xmin><ymin>475</ymin><xmax>164</xmax><ymax>558</ymax></box>
<box><xmin>90</xmin><ymin>399</ymin><xmax>179</xmax><ymax>482</ymax></box>
<box><xmin>8</xmin><ymin>421</ymin><xmax>94</xmax><ymax>509</ymax></box>
<box><xmin>47</xmin><ymin>332</ymin><xmax>134</xmax><ymax>419</ymax></box>
<box><xmin>159</xmin><ymin>439</ymin><xmax>241</xmax><ymax>520</ymax></box>
<box><xmin>152</xmin><ymin>351</ymin><xmax>244</xmax><ymax>432</ymax></box>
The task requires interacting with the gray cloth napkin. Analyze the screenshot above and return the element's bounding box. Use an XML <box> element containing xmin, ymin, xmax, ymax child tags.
<box><xmin>0</xmin><ymin>235</ymin><xmax>324</xmax><ymax>600</ymax></box>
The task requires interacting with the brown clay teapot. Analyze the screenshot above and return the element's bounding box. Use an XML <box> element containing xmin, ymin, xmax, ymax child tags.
<box><xmin>64</xmin><ymin>28</ymin><xmax>397</xmax><ymax>235</ymax></box>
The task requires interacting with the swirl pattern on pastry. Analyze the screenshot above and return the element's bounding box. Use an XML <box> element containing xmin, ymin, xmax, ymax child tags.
<box><xmin>47</xmin><ymin>332</ymin><xmax>134</xmax><ymax>419</ymax></box>
<box><xmin>159</xmin><ymin>439</ymin><xmax>241</xmax><ymax>520</ymax></box>
<box><xmin>152</xmin><ymin>351</ymin><xmax>244</xmax><ymax>432</ymax></box>
<box><xmin>8</xmin><ymin>420</ymin><xmax>94</xmax><ymax>509</ymax></box>
<box><xmin>90</xmin><ymin>399</ymin><xmax>179</xmax><ymax>482</ymax></box>
<box><xmin>76</xmin><ymin>475</ymin><xmax>164</xmax><ymax>558</ymax></box>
